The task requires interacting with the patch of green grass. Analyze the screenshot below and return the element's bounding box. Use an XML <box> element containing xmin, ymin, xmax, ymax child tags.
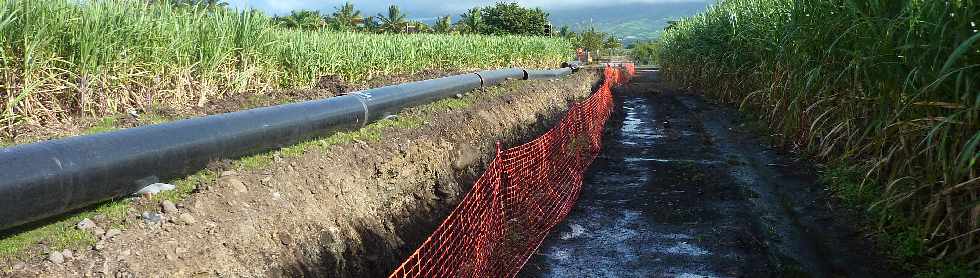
<box><xmin>820</xmin><ymin>164</ymin><xmax>976</xmax><ymax>277</ymax></box>
<box><xmin>914</xmin><ymin>262</ymin><xmax>978</xmax><ymax>278</ymax></box>
<box><xmin>139</xmin><ymin>113</ymin><xmax>172</xmax><ymax>126</ymax></box>
<box><xmin>0</xmin><ymin>199</ymin><xmax>130</xmax><ymax>260</ymax></box>
<box><xmin>153</xmin><ymin>169</ymin><xmax>217</xmax><ymax>204</ymax></box>
<box><xmin>82</xmin><ymin>117</ymin><xmax>118</xmax><ymax>135</ymax></box>
<box><xmin>236</xmin><ymin>153</ymin><xmax>275</xmax><ymax>171</ymax></box>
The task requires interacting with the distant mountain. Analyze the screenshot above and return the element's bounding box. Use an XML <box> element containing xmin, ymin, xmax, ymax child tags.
<box><xmin>549</xmin><ymin>2</ymin><xmax>711</xmax><ymax>44</ymax></box>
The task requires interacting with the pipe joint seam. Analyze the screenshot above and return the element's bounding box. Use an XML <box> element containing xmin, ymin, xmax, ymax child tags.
<box><xmin>349</xmin><ymin>92</ymin><xmax>372</xmax><ymax>127</ymax></box>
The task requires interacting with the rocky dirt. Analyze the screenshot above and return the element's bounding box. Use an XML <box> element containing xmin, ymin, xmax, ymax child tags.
<box><xmin>520</xmin><ymin>70</ymin><xmax>903</xmax><ymax>277</ymax></box>
<box><xmin>1</xmin><ymin>72</ymin><xmax>598</xmax><ymax>277</ymax></box>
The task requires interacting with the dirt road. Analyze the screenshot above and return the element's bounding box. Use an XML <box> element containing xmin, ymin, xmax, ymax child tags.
<box><xmin>520</xmin><ymin>70</ymin><xmax>901</xmax><ymax>277</ymax></box>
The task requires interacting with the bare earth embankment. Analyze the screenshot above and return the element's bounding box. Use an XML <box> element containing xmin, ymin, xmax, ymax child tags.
<box><xmin>2</xmin><ymin>71</ymin><xmax>598</xmax><ymax>277</ymax></box>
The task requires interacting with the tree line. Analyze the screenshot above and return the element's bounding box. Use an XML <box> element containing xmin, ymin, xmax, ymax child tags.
<box><xmin>162</xmin><ymin>0</ymin><xmax>624</xmax><ymax>53</ymax></box>
<box><xmin>271</xmin><ymin>2</ymin><xmax>551</xmax><ymax>35</ymax></box>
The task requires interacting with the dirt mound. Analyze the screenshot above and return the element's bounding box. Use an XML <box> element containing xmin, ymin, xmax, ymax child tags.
<box><xmin>4</xmin><ymin>71</ymin><xmax>599</xmax><ymax>277</ymax></box>
<box><xmin>314</xmin><ymin>75</ymin><xmax>351</xmax><ymax>96</ymax></box>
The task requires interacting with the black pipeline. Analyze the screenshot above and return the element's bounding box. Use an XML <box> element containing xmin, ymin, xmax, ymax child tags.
<box><xmin>0</xmin><ymin>67</ymin><xmax>575</xmax><ymax>231</ymax></box>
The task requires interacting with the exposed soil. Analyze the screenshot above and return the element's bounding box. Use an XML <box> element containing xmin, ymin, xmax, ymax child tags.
<box><xmin>1</xmin><ymin>72</ymin><xmax>598</xmax><ymax>277</ymax></box>
<box><xmin>4</xmin><ymin>70</ymin><xmax>460</xmax><ymax>145</ymax></box>
<box><xmin>520</xmin><ymin>70</ymin><xmax>904</xmax><ymax>277</ymax></box>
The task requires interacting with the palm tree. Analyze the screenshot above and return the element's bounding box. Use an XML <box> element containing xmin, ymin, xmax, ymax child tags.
<box><xmin>558</xmin><ymin>25</ymin><xmax>574</xmax><ymax>38</ymax></box>
<box><xmin>578</xmin><ymin>26</ymin><xmax>606</xmax><ymax>53</ymax></box>
<box><xmin>408</xmin><ymin>21</ymin><xmax>433</xmax><ymax>33</ymax></box>
<box><xmin>433</xmin><ymin>15</ymin><xmax>452</xmax><ymax>33</ymax></box>
<box><xmin>275</xmin><ymin>10</ymin><xmax>325</xmax><ymax>30</ymax></box>
<box><xmin>604</xmin><ymin>36</ymin><xmax>622</xmax><ymax>58</ymax></box>
<box><xmin>170</xmin><ymin>0</ymin><xmax>228</xmax><ymax>9</ymax></box>
<box><xmin>456</xmin><ymin>7</ymin><xmax>483</xmax><ymax>34</ymax></box>
<box><xmin>361</xmin><ymin>16</ymin><xmax>381</xmax><ymax>32</ymax></box>
<box><xmin>376</xmin><ymin>5</ymin><xmax>407</xmax><ymax>33</ymax></box>
<box><xmin>330</xmin><ymin>2</ymin><xmax>362</xmax><ymax>31</ymax></box>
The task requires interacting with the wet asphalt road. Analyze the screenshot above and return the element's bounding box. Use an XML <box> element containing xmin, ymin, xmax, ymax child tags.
<box><xmin>519</xmin><ymin>71</ymin><xmax>899</xmax><ymax>278</ymax></box>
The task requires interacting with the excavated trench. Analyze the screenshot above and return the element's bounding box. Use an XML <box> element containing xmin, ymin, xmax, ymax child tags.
<box><xmin>6</xmin><ymin>70</ymin><xmax>904</xmax><ymax>278</ymax></box>
<box><xmin>3</xmin><ymin>72</ymin><xmax>600</xmax><ymax>277</ymax></box>
<box><xmin>519</xmin><ymin>70</ymin><xmax>903</xmax><ymax>277</ymax></box>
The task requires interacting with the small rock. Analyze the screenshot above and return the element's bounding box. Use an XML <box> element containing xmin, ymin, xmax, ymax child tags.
<box><xmin>161</xmin><ymin>200</ymin><xmax>178</xmax><ymax>214</ymax></box>
<box><xmin>277</xmin><ymin>232</ymin><xmax>292</xmax><ymax>245</ymax></box>
<box><xmin>271</xmin><ymin>192</ymin><xmax>281</xmax><ymax>199</ymax></box>
<box><xmin>104</xmin><ymin>228</ymin><xmax>122</xmax><ymax>239</ymax></box>
<box><xmin>454</xmin><ymin>93</ymin><xmax>464</xmax><ymax>99</ymax></box>
<box><xmin>47</xmin><ymin>251</ymin><xmax>64</xmax><ymax>264</ymax></box>
<box><xmin>127</xmin><ymin>108</ymin><xmax>139</xmax><ymax>119</ymax></box>
<box><xmin>38</xmin><ymin>242</ymin><xmax>50</xmax><ymax>253</ymax></box>
<box><xmin>141</xmin><ymin>212</ymin><xmax>163</xmax><ymax>226</ymax></box>
<box><xmin>92</xmin><ymin>227</ymin><xmax>106</xmax><ymax>237</ymax></box>
<box><xmin>76</xmin><ymin>218</ymin><xmax>97</xmax><ymax>230</ymax></box>
<box><xmin>134</xmin><ymin>183</ymin><xmax>176</xmax><ymax>195</ymax></box>
<box><xmin>94</xmin><ymin>241</ymin><xmax>105</xmax><ymax>251</ymax></box>
<box><xmin>61</xmin><ymin>249</ymin><xmax>73</xmax><ymax>260</ymax></box>
<box><xmin>178</xmin><ymin>213</ymin><xmax>197</xmax><ymax>225</ymax></box>
<box><xmin>220</xmin><ymin>176</ymin><xmax>248</xmax><ymax>193</ymax></box>
<box><xmin>220</xmin><ymin>170</ymin><xmax>237</xmax><ymax>177</ymax></box>
<box><xmin>12</xmin><ymin>262</ymin><xmax>27</xmax><ymax>271</ymax></box>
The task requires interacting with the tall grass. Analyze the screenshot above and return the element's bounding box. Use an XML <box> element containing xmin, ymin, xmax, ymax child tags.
<box><xmin>0</xmin><ymin>0</ymin><xmax>571</xmax><ymax>137</ymax></box>
<box><xmin>658</xmin><ymin>0</ymin><xmax>979</xmax><ymax>269</ymax></box>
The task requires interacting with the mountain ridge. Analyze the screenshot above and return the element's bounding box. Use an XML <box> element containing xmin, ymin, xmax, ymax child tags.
<box><xmin>549</xmin><ymin>2</ymin><xmax>711</xmax><ymax>42</ymax></box>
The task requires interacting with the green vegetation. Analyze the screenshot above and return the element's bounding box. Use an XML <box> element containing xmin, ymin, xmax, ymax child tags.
<box><xmin>374</xmin><ymin>5</ymin><xmax>409</xmax><ymax>33</ymax></box>
<box><xmin>629</xmin><ymin>41</ymin><xmax>659</xmax><ymax>65</ymax></box>
<box><xmin>477</xmin><ymin>2</ymin><xmax>550</xmax><ymax>36</ymax></box>
<box><xmin>565</xmin><ymin>27</ymin><xmax>625</xmax><ymax>60</ymax></box>
<box><xmin>0</xmin><ymin>0</ymin><xmax>570</xmax><ymax>138</ymax></box>
<box><xmin>271</xmin><ymin>2</ymin><xmax>551</xmax><ymax>36</ymax></box>
<box><xmin>658</xmin><ymin>0</ymin><xmax>978</xmax><ymax>273</ymax></box>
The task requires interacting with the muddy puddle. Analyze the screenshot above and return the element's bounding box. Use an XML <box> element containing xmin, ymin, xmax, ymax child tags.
<box><xmin>519</xmin><ymin>70</ymin><xmax>902</xmax><ymax>278</ymax></box>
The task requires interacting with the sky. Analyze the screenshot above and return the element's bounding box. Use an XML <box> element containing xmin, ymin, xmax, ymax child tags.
<box><xmin>225</xmin><ymin>0</ymin><xmax>708</xmax><ymax>17</ymax></box>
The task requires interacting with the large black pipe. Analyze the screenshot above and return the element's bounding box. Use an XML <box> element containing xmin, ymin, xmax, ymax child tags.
<box><xmin>526</xmin><ymin>68</ymin><xmax>573</xmax><ymax>79</ymax></box>
<box><xmin>474</xmin><ymin>68</ymin><xmax>526</xmax><ymax>87</ymax></box>
<box><xmin>0</xmin><ymin>66</ymin><xmax>574</xmax><ymax>231</ymax></box>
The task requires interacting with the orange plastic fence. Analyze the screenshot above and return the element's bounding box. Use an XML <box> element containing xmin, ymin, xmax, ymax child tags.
<box><xmin>390</xmin><ymin>65</ymin><xmax>635</xmax><ymax>278</ymax></box>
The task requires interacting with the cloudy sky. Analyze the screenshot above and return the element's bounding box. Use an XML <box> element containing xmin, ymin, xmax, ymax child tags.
<box><xmin>225</xmin><ymin>0</ymin><xmax>707</xmax><ymax>17</ymax></box>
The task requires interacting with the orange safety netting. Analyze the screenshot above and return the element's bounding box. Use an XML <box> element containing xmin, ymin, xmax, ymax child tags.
<box><xmin>391</xmin><ymin>64</ymin><xmax>635</xmax><ymax>278</ymax></box>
